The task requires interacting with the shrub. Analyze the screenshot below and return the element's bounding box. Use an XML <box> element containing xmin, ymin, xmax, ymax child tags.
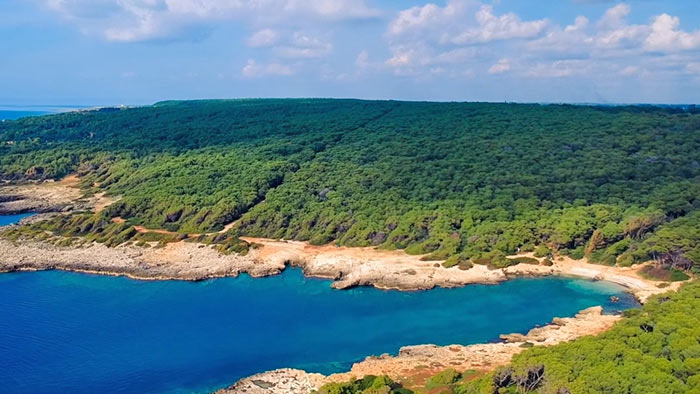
<box><xmin>508</xmin><ymin>256</ymin><xmax>540</xmax><ymax>265</ymax></box>
<box><xmin>426</xmin><ymin>368</ymin><xmax>462</xmax><ymax>389</ymax></box>
<box><xmin>534</xmin><ymin>245</ymin><xmax>550</xmax><ymax>258</ymax></box>
<box><xmin>443</xmin><ymin>254</ymin><xmax>472</xmax><ymax>269</ymax></box>
<box><xmin>316</xmin><ymin>375</ymin><xmax>411</xmax><ymax>394</ymax></box>
<box><xmin>567</xmin><ymin>247</ymin><xmax>585</xmax><ymax>260</ymax></box>
<box><xmin>638</xmin><ymin>265</ymin><xmax>690</xmax><ymax>282</ymax></box>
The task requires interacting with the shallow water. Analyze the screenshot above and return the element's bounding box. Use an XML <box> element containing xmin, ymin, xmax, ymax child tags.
<box><xmin>0</xmin><ymin>267</ymin><xmax>638</xmax><ymax>394</ymax></box>
<box><xmin>0</xmin><ymin>212</ymin><xmax>35</xmax><ymax>226</ymax></box>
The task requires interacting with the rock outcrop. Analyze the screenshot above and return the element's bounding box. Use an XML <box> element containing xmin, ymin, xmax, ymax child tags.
<box><xmin>215</xmin><ymin>369</ymin><xmax>325</xmax><ymax>394</ymax></box>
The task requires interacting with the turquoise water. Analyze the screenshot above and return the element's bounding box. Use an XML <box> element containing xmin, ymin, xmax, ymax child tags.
<box><xmin>0</xmin><ymin>268</ymin><xmax>637</xmax><ymax>394</ymax></box>
<box><xmin>0</xmin><ymin>212</ymin><xmax>35</xmax><ymax>226</ymax></box>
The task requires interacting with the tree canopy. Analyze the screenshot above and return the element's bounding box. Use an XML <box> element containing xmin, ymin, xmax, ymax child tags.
<box><xmin>1</xmin><ymin>99</ymin><xmax>698</xmax><ymax>268</ymax></box>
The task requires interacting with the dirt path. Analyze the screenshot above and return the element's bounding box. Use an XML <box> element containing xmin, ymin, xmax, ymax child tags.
<box><xmin>111</xmin><ymin>217</ymin><xmax>239</xmax><ymax>238</ymax></box>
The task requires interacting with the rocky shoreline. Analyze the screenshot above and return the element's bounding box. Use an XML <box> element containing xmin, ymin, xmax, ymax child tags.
<box><xmin>0</xmin><ymin>236</ymin><xmax>673</xmax><ymax>302</ymax></box>
<box><xmin>0</xmin><ymin>239</ymin><xmax>282</xmax><ymax>281</ymax></box>
<box><xmin>215</xmin><ymin>306</ymin><xmax>621</xmax><ymax>394</ymax></box>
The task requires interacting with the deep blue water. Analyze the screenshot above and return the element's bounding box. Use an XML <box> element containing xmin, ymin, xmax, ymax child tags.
<box><xmin>0</xmin><ymin>267</ymin><xmax>637</xmax><ymax>394</ymax></box>
<box><xmin>0</xmin><ymin>212</ymin><xmax>35</xmax><ymax>226</ymax></box>
<box><xmin>0</xmin><ymin>110</ymin><xmax>51</xmax><ymax>120</ymax></box>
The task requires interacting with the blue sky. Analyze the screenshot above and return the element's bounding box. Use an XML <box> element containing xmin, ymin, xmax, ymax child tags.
<box><xmin>1</xmin><ymin>0</ymin><xmax>699</xmax><ymax>105</ymax></box>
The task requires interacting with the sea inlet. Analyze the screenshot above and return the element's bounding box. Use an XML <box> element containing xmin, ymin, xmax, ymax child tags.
<box><xmin>0</xmin><ymin>213</ymin><xmax>638</xmax><ymax>394</ymax></box>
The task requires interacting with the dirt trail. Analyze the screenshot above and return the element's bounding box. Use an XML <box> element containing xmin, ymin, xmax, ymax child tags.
<box><xmin>110</xmin><ymin>217</ymin><xmax>239</xmax><ymax>238</ymax></box>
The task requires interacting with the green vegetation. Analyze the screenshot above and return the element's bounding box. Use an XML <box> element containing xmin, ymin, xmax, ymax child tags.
<box><xmin>1</xmin><ymin>212</ymin><xmax>250</xmax><ymax>254</ymax></box>
<box><xmin>507</xmin><ymin>256</ymin><xmax>541</xmax><ymax>265</ymax></box>
<box><xmin>315</xmin><ymin>375</ymin><xmax>412</xmax><ymax>394</ymax></box>
<box><xmin>638</xmin><ymin>265</ymin><xmax>690</xmax><ymax>282</ymax></box>
<box><xmin>534</xmin><ymin>245</ymin><xmax>551</xmax><ymax>258</ymax></box>
<box><xmin>426</xmin><ymin>368</ymin><xmax>462</xmax><ymax>390</ymax></box>
<box><xmin>1</xmin><ymin>100</ymin><xmax>699</xmax><ymax>273</ymax></box>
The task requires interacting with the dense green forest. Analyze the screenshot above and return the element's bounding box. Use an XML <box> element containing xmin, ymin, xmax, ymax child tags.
<box><xmin>1</xmin><ymin>99</ymin><xmax>699</xmax><ymax>272</ymax></box>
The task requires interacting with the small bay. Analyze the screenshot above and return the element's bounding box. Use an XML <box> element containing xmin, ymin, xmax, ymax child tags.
<box><xmin>0</xmin><ymin>267</ymin><xmax>637</xmax><ymax>394</ymax></box>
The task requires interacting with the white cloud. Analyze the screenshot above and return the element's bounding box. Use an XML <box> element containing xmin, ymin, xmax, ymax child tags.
<box><xmin>44</xmin><ymin>0</ymin><xmax>380</xmax><ymax>42</ymax></box>
<box><xmin>594</xmin><ymin>5</ymin><xmax>648</xmax><ymax>50</ymax></box>
<box><xmin>388</xmin><ymin>0</ymin><xmax>468</xmax><ymax>37</ymax></box>
<box><xmin>488</xmin><ymin>59</ymin><xmax>511</xmax><ymax>74</ymax></box>
<box><xmin>644</xmin><ymin>14</ymin><xmax>700</xmax><ymax>52</ymax></box>
<box><xmin>449</xmin><ymin>5</ymin><xmax>548</xmax><ymax>45</ymax></box>
<box><xmin>242</xmin><ymin>59</ymin><xmax>294</xmax><ymax>78</ymax></box>
<box><xmin>355</xmin><ymin>50</ymin><xmax>369</xmax><ymax>68</ymax></box>
<box><xmin>620</xmin><ymin>65</ymin><xmax>640</xmax><ymax>76</ymax></box>
<box><xmin>385</xmin><ymin>47</ymin><xmax>419</xmax><ymax>68</ymax></box>
<box><xmin>566</xmin><ymin>16</ymin><xmax>589</xmax><ymax>33</ymax></box>
<box><xmin>597</xmin><ymin>4</ymin><xmax>630</xmax><ymax>30</ymax></box>
<box><xmin>385</xmin><ymin>1</ymin><xmax>542</xmax><ymax>75</ymax></box>
<box><xmin>274</xmin><ymin>32</ymin><xmax>332</xmax><ymax>58</ymax></box>
<box><xmin>526</xmin><ymin>60</ymin><xmax>592</xmax><ymax>78</ymax></box>
<box><xmin>247</xmin><ymin>29</ymin><xmax>280</xmax><ymax>48</ymax></box>
<box><xmin>385</xmin><ymin>44</ymin><xmax>483</xmax><ymax>73</ymax></box>
<box><xmin>384</xmin><ymin>1</ymin><xmax>700</xmax><ymax>85</ymax></box>
<box><xmin>388</xmin><ymin>1</ymin><xmax>547</xmax><ymax>45</ymax></box>
<box><xmin>527</xmin><ymin>3</ymin><xmax>700</xmax><ymax>66</ymax></box>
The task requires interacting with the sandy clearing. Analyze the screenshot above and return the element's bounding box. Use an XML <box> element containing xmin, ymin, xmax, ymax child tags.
<box><xmin>0</xmin><ymin>174</ymin><xmax>118</xmax><ymax>215</ymax></box>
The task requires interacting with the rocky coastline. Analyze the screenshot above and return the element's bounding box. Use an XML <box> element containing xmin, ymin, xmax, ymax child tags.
<box><xmin>215</xmin><ymin>306</ymin><xmax>621</xmax><ymax>394</ymax></box>
<box><xmin>0</xmin><ymin>235</ymin><xmax>674</xmax><ymax>303</ymax></box>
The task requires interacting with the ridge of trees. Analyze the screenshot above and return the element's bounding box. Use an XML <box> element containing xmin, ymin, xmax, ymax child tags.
<box><xmin>1</xmin><ymin>99</ymin><xmax>698</xmax><ymax>272</ymax></box>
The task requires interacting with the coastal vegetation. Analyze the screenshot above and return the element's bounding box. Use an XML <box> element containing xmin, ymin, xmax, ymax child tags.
<box><xmin>1</xmin><ymin>100</ymin><xmax>699</xmax><ymax>274</ymax></box>
<box><xmin>316</xmin><ymin>375</ymin><xmax>412</xmax><ymax>394</ymax></box>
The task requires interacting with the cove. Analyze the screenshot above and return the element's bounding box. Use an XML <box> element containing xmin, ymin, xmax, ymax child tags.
<box><xmin>0</xmin><ymin>269</ymin><xmax>637</xmax><ymax>394</ymax></box>
<box><xmin>0</xmin><ymin>212</ymin><xmax>35</xmax><ymax>226</ymax></box>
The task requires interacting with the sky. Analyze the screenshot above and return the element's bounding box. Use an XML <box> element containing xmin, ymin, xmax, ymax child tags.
<box><xmin>1</xmin><ymin>0</ymin><xmax>699</xmax><ymax>105</ymax></box>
